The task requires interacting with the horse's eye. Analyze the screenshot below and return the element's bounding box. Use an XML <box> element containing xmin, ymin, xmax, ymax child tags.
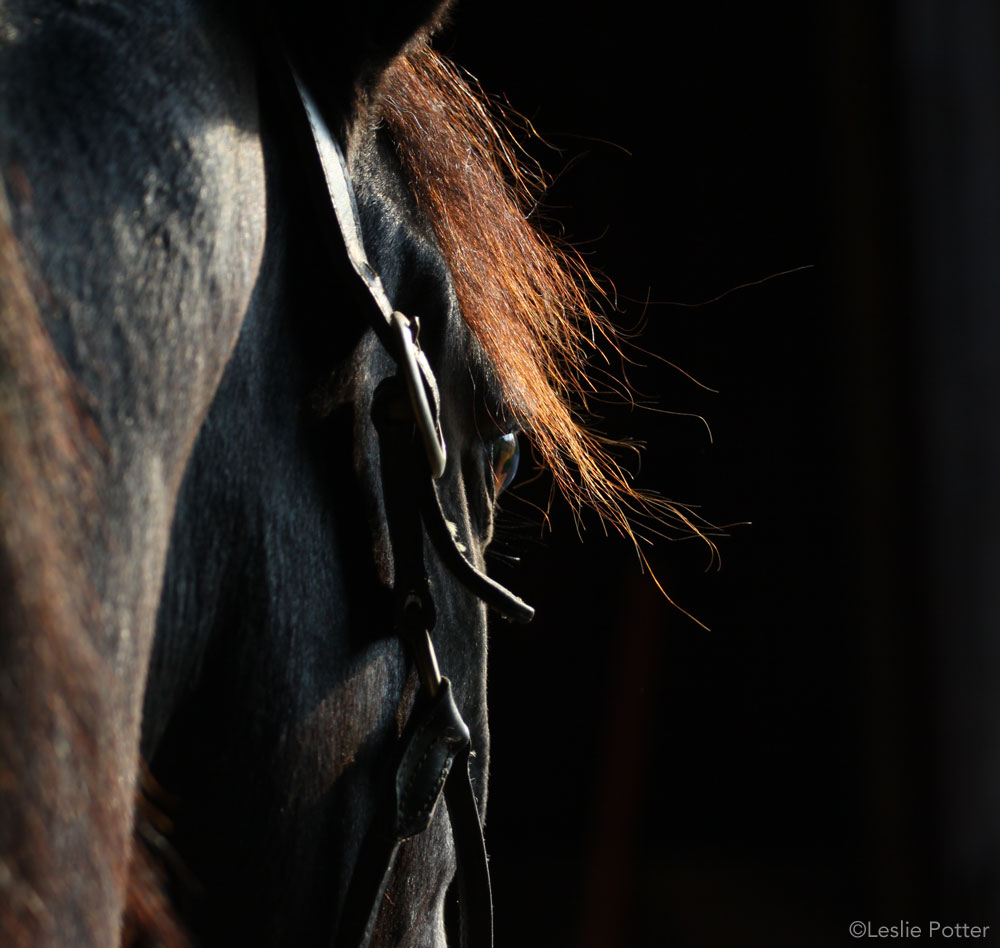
<box><xmin>489</xmin><ymin>432</ymin><xmax>519</xmax><ymax>496</ymax></box>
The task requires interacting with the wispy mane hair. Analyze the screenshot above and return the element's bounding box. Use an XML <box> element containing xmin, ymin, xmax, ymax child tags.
<box><xmin>378</xmin><ymin>43</ymin><xmax>713</xmax><ymax>551</ymax></box>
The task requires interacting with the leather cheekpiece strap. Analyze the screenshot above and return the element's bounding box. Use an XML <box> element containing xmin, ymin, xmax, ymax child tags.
<box><xmin>395</xmin><ymin>678</ymin><xmax>470</xmax><ymax>840</ymax></box>
<box><xmin>288</xmin><ymin>51</ymin><xmax>530</xmax><ymax>622</ymax></box>
<box><xmin>419</xmin><ymin>475</ymin><xmax>534</xmax><ymax>624</ymax></box>
<box><xmin>337</xmin><ymin>386</ymin><xmax>494</xmax><ymax>948</ymax></box>
<box><xmin>279</xmin><ymin>49</ymin><xmax>532</xmax><ymax>948</ymax></box>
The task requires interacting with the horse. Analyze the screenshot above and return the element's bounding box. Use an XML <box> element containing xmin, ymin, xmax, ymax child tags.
<box><xmin>0</xmin><ymin>2</ymin><xmax>657</xmax><ymax>945</ymax></box>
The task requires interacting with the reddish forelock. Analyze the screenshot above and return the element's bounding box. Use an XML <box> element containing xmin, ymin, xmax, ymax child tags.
<box><xmin>378</xmin><ymin>45</ymin><xmax>717</xmax><ymax>551</ymax></box>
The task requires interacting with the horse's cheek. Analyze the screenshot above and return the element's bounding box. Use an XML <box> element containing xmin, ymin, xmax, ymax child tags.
<box><xmin>194</xmin><ymin>124</ymin><xmax>267</xmax><ymax>387</ymax></box>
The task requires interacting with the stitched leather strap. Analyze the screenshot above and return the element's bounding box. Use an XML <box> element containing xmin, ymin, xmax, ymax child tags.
<box><xmin>362</xmin><ymin>382</ymin><xmax>493</xmax><ymax>948</ymax></box>
<box><xmin>334</xmin><ymin>680</ymin><xmax>489</xmax><ymax>948</ymax></box>
<box><xmin>420</xmin><ymin>475</ymin><xmax>534</xmax><ymax>623</ymax></box>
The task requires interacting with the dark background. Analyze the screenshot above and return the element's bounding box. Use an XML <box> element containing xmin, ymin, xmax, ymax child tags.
<box><xmin>440</xmin><ymin>3</ymin><xmax>1000</xmax><ymax>946</ymax></box>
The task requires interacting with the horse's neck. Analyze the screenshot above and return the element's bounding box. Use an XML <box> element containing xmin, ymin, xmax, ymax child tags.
<box><xmin>0</xmin><ymin>3</ymin><xmax>267</xmax><ymax>942</ymax></box>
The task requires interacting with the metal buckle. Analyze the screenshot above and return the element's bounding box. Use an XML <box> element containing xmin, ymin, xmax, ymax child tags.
<box><xmin>390</xmin><ymin>311</ymin><xmax>447</xmax><ymax>479</ymax></box>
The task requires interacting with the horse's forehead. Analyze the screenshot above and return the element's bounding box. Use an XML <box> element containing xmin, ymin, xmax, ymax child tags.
<box><xmin>350</xmin><ymin>125</ymin><xmax>473</xmax><ymax>362</ymax></box>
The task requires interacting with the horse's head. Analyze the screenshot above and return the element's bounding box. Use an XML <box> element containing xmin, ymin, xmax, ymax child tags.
<box><xmin>0</xmin><ymin>3</ymin><xmax>642</xmax><ymax>946</ymax></box>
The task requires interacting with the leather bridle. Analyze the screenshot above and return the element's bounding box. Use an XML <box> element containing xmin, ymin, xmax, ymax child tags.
<box><xmin>288</xmin><ymin>66</ymin><xmax>535</xmax><ymax>948</ymax></box>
